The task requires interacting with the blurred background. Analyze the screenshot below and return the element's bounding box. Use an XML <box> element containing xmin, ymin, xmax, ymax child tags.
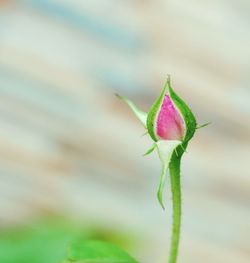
<box><xmin>0</xmin><ymin>0</ymin><xmax>250</xmax><ymax>262</ymax></box>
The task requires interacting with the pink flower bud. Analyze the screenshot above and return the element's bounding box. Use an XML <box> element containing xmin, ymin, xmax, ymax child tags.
<box><xmin>156</xmin><ymin>94</ymin><xmax>185</xmax><ymax>141</ymax></box>
<box><xmin>147</xmin><ymin>77</ymin><xmax>196</xmax><ymax>143</ymax></box>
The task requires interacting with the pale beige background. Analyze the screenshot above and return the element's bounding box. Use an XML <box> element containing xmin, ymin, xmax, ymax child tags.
<box><xmin>0</xmin><ymin>1</ymin><xmax>250</xmax><ymax>262</ymax></box>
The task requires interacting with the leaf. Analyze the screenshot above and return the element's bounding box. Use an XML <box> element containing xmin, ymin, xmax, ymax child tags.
<box><xmin>116</xmin><ymin>94</ymin><xmax>147</xmax><ymax>127</ymax></box>
<box><xmin>65</xmin><ymin>240</ymin><xmax>138</xmax><ymax>263</ymax></box>
<box><xmin>0</xmin><ymin>218</ymin><xmax>136</xmax><ymax>263</ymax></box>
<box><xmin>156</xmin><ymin>140</ymin><xmax>182</xmax><ymax>209</ymax></box>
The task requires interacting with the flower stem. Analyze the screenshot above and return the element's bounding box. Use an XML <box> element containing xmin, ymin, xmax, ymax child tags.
<box><xmin>168</xmin><ymin>155</ymin><xmax>181</xmax><ymax>263</ymax></box>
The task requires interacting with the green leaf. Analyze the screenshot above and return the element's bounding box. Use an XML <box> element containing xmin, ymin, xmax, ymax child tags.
<box><xmin>0</xmin><ymin>218</ymin><xmax>137</xmax><ymax>263</ymax></box>
<box><xmin>65</xmin><ymin>240</ymin><xmax>138</xmax><ymax>263</ymax></box>
<box><xmin>116</xmin><ymin>94</ymin><xmax>147</xmax><ymax>127</ymax></box>
<box><xmin>156</xmin><ymin>140</ymin><xmax>182</xmax><ymax>209</ymax></box>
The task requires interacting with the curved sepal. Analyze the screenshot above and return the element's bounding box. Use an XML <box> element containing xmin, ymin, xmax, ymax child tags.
<box><xmin>167</xmin><ymin>77</ymin><xmax>196</xmax><ymax>143</ymax></box>
<box><xmin>143</xmin><ymin>143</ymin><xmax>156</xmax><ymax>156</ymax></box>
<box><xmin>196</xmin><ymin>122</ymin><xmax>211</xmax><ymax>129</ymax></box>
<box><xmin>156</xmin><ymin>140</ymin><xmax>182</xmax><ymax>209</ymax></box>
<box><xmin>116</xmin><ymin>94</ymin><xmax>147</xmax><ymax>127</ymax></box>
<box><xmin>146</xmin><ymin>82</ymin><xmax>168</xmax><ymax>141</ymax></box>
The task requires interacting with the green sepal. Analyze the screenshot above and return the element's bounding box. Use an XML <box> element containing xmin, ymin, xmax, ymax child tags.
<box><xmin>166</xmin><ymin>77</ymin><xmax>197</xmax><ymax>143</ymax></box>
<box><xmin>141</xmin><ymin>130</ymin><xmax>148</xmax><ymax>137</ymax></box>
<box><xmin>116</xmin><ymin>94</ymin><xmax>147</xmax><ymax>127</ymax></box>
<box><xmin>196</xmin><ymin>122</ymin><xmax>211</xmax><ymax>129</ymax></box>
<box><xmin>146</xmin><ymin>81</ymin><xmax>168</xmax><ymax>141</ymax></box>
<box><xmin>157</xmin><ymin>163</ymin><xmax>168</xmax><ymax>210</ymax></box>
<box><xmin>143</xmin><ymin>143</ymin><xmax>156</xmax><ymax>156</ymax></box>
<box><xmin>156</xmin><ymin>140</ymin><xmax>182</xmax><ymax>209</ymax></box>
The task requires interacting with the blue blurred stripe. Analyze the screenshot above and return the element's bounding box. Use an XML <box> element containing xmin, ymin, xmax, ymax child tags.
<box><xmin>23</xmin><ymin>0</ymin><xmax>143</xmax><ymax>50</ymax></box>
<box><xmin>0</xmin><ymin>66</ymin><xmax>86</xmax><ymax>120</ymax></box>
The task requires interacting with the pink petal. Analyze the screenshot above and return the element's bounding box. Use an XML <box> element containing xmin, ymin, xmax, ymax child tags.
<box><xmin>156</xmin><ymin>95</ymin><xmax>185</xmax><ymax>140</ymax></box>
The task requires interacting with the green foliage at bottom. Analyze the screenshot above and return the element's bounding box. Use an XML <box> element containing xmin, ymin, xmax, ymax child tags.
<box><xmin>63</xmin><ymin>239</ymin><xmax>138</xmax><ymax>263</ymax></box>
<box><xmin>0</xmin><ymin>217</ymin><xmax>138</xmax><ymax>263</ymax></box>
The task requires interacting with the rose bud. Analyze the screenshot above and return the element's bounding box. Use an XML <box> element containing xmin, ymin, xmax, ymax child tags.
<box><xmin>117</xmin><ymin>76</ymin><xmax>198</xmax><ymax>208</ymax></box>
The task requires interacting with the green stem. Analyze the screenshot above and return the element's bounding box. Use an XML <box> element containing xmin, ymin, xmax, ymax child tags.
<box><xmin>168</xmin><ymin>155</ymin><xmax>181</xmax><ymax>263</ymax></box>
